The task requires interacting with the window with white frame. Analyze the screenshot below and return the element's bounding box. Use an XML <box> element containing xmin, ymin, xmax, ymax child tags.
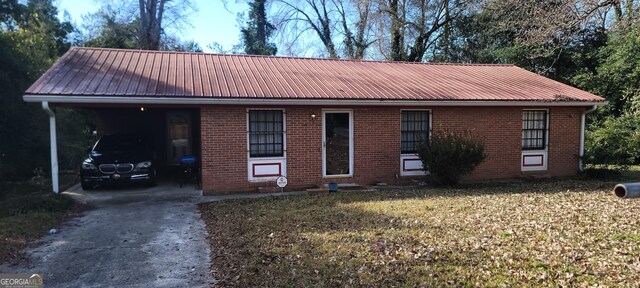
<box><xmin>401</xmin><ymin>111</ymin><xmax>430</xmax><ymax>154</ymax></box>
<box><xmin>248</xmin><ymin>110</ymin><xmax>284</xmax><ymax>157</ymax></box>
<box><xmin>522</xmin><ymin>110</ymin><xmax>547</xmax><ymax>150</ymax></box>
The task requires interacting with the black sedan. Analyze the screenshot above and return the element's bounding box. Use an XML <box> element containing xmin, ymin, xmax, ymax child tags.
<box><xmin>80</xmin><ymin>135</ymin><xmax>157</xmax><ymax>190</ymax></box>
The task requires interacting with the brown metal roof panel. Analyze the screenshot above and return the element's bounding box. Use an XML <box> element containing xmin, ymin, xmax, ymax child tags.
<box><xmin>232</xmin><ymin>56</ymin><xmax>257</xmax><ymax>97</ymax></box>
<box><xmin>180</xmin><ymin>52</ymin><xmax>192</xmax><ymax>96</ymax></box>
<box><xmin>40</xmin><ymin>48</ymin><xmax>83</xmax><ymax>94</ymax></box>
<box><xmin>330</xmin><ymin>61</ymin><xmax>376</xmax><ymax>99</ymax></box>
<box><xmin>65</xmin><ymin>49</ymin><xmax>101</xmax><ymax>95</ymax></box>
<box><xmin>133</xmin><ymin>51</ymin><xmax>154</xmax><ymax>95</ymax></box>
<box><xmin>167</xmin><ymin>52</ymin><xmax>179</xmax><ymax>96</ymax></box>
<box><xmin>174</xmin><ymin>52</ymin><xmax>184</xmax><ymax>96</ymax></box>
<box><xmin>370</xmin><ymin>62</ymin><xmax>420</xmax><ymax>99</ymax></box>
<box><xmin>48</xmin><ymin>48</ymin><xmax>89</xmax><ymax>95</ymax></box>
<box><xmin>28</xmin><ymin>47</ymin><xmax>80</xmax><ymax>94</ymax></box>
<box><xmin>201</xmin><ymin>54</ymin><xmax>217</xmax><ymax>96</ymax></box>
<box><xmin>216</xmin><ymin>54</ymin><xmax>240</xmax><ymax>96</ymax></box>
<box><xmin>342</xmin><ymin>60</ymin><xmax>394</xmax><ymax>99</ymax></box>
<box><xmin>76</xmin><ymin>50</ymin><xmax>112</xmax><ymax>95</ymax></box>
<box><xmin>293</xmin><ymin>58</ymin><xmax>336</xmax><ymax>98</ymax></box>
<box><xmin>244</xmin><ymin>57</ymin><xmax>274</xmax><ymax>97</ymax></box>
<box><xmin>299</xmin><ymin>59</ymin><xmax>344</xmax><ymax>98</ymax></box>
<box><xmin>40</xmin><ymin>49</ymin><xmax>75</xmax><ymax>94</ymax></box>
<box><xmin>209</xmin><ymin>55</ymin><xmax>227</xmax><ymax>96</ymax></box>
<box><xmin>143</xmin><ymin>52</ymin><xmax>161</xmax><ymax>95</ymax></box>
<box><xmin>286</xmin><ymin>58</ymin><xmax>322</xmax><ymax>98</ymax></box>
<box><xmin>89</xmin><ymin>50</ymin><xmax>118</xmax><ymax>95</ymax></box>
<box><xmin>256</xmin><ymin>57</ymin><xmax>297</xmax><ymax>98</ymax></box>
<box><xmin>113</xmin><ymin>50</ymin><xmax>141</xmax><ymax>95</ymax></box>
<box><xmin>237</xmin><ymin>57</ymin><xmax>262</xmax><ymax>97</ymax></box>
<box><xmin>236</xmin><ymin>56</ymin><xmax>260</xmax><ymax>97</ymax></box>
<box><xmin>188</xmin><ymin>54</ymin><xmax>200</xmax><ymax>96</ymax></box>
<box><xmin>154</xmin><ymin>53</ymin><xmax>169</xmax><ymax>95</ymax></box>
<box><xmin>247</xmin><ymin>56</ymin><xmax>276</xmax><ymax>97</ymax></box>
<box><xmin>352</xmin><ymin>62</ymin><xmax>396</xmax><ymax>99</ymax></box>
<box><xmin>24</xmin><ymin>47</ymin><xmax>606</xmax><ymax>103</ymax></box>
<box><xmin>94</xmin><ymin>50</ymin><xmax>127</xmax><ymax>95</ymax></box>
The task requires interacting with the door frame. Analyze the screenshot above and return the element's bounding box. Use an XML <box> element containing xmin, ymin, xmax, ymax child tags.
<box><xmin>322</xmin><ymin>109</ymin><xmax>354</xmax><ymax>178</ymax></box>
<box><xmin>166</xmin><ymin>111</ymin><xmax>193</xmax><ymax>165</ymax></box>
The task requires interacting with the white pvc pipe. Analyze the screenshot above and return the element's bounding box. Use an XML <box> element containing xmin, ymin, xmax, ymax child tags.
<box><xmin>579</xmin><ymin>105</ymin><xmax>598</xmax><ymax>172</ymax></box>
<box><xmin>42</xmin><ymin>101</ymin><xmax>59</xmax><ymax>193</ymax></box>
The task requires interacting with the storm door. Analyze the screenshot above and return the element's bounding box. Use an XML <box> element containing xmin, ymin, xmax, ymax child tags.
<box><xmin>322</xmin><ymin>111</ymin><xmax>353</xmax><ymax>177</ymax></box>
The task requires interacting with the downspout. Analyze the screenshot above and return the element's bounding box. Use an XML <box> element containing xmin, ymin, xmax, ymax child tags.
<box><xmin>579</xmin><ymin>105</ymin><xmax>598</xmax><ymax>172</ymax></box>
<box><xmin>42</xmin><ymin>101</ymin><xmax>59</xmax><ymax>193</ymax></box>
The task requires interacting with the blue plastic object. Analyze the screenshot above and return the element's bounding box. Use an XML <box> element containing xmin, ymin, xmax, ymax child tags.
<box><xmin>180</xmin><ymin>155</ymin><xmax>198</xmax><ymax>164</ymax></box>
<box><xmin>328</xmin><ymin>182</ymin><xmax>339</xmax><ymax>193</ymax></box>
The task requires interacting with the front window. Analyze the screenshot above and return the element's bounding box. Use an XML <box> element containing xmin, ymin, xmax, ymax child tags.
<box><xmin>248</xmin><ymin>110</ymin><xmax>284</xmax><ymax>157</ymax></box>
<box><xmin>522</xmin><ymin>110</ymin><xmax>547</xmax><ymax>150</ymax></box>
<box><xmin>401</xmin><ymin>111</ymin><xmax>430</xmax><ymax>154</ymax></box>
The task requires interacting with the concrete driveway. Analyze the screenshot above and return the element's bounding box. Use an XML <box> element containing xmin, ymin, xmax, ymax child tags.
<box><xmin>3</xmin><ymin>183</ymin><xmax>216</xmax><ymax>287</ymax></box>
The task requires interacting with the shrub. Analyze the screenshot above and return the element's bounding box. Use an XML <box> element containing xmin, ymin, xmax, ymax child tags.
<box><xmin>584</xmin><ymin>114</ymin><xmax>640</xmax><ymax>168</ymax></box>
<box><xmin>417</xmin><ymin>131</ymin><xmax>487</xmax><ymax>186</ymax></box>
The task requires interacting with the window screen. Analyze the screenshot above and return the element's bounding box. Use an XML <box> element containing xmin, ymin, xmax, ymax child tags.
<box><xmin>401</xmin><ymin>111</ymin><xmax>430</xmax><ymax>154</ymax></box>
<box><xmin>248</xmin><ymin>110</ymin><xmax>284</xmax><ymax>157</ymax></box>
<box><xmin>522</xmin><ymin>110</ymin><xmax>547</xmax><ymax>150</ymax></box>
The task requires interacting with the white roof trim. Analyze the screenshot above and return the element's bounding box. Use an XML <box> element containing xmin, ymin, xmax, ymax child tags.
<box><xmin>23</xmin><ymin>94</ymin><xmax>608</xmax><ymax>107</ymax></box>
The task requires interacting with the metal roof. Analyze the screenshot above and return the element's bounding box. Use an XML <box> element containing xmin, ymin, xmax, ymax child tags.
<box><xmin>25</xmin><ymin>47</ymin><xmax>605</xmax><ymax>103</ymax></box>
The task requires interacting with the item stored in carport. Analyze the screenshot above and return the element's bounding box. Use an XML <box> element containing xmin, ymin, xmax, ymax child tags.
<box><xmin>613</xmin><ymin>182</ymin><xmax>640</xmax><ymax>198</ymax></box>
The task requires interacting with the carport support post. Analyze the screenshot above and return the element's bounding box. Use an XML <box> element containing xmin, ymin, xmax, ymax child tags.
<box><xmin>42</xmin><ymin>101</ymin><xmax>59</xmax><ymax>193</ymax></box>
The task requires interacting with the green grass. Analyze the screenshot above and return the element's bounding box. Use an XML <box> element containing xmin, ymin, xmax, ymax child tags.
<box><xmin>199</xmin><ymin>179</ymin><xmax>640</xmax><ymax>287</ymax></box>
<box><xmin>0</xmin><ymin>173</ymin><xmax>81</xmax><ymax>264</ymax></box>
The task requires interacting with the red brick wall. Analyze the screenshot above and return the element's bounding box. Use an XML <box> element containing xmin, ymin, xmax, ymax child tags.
<box><xmin>547</xmin><ymin>107</ymin><xmax>583</xmax><ymax>177</ymax></box>
<box><xmin>286</xmin><ymin>108</ymin><xmax>323</xmax><ymax>188</ymax></box>
<box><xmin>200</xmin><ymin>107</ymin><xmax>247</xmax><ymax>192</ymax></box>
<box><xmin>353</xmin><ymin>108</ymin><xmax>401</xmax><ymax>184</ymax></box>
<box><xmin>200</xmin><ymin>106</ymin><xmax>584</xmax><ymax>194</ymax></box>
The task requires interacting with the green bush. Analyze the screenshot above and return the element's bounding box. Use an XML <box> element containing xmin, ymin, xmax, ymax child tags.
<box><xmin>584</xmin><ymin>114</ymin><xmax>640</xmax><ymax>168</ymax></box>
<box><xmin>417</xmin><ymin>131</ymin><xmax>487</xmax><ymax>186</ymax></box>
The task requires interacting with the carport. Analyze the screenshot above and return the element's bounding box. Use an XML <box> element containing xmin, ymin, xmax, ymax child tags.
<box><xmin>36</xmin><ymin>102</ymin><xmax>201</xmax><ymax>192</ymax></box>
<box><xmin>94</xmin><ymin>107</ymin><xmax>200</xmax><ymax>177</ymax></box>
<box><xmin>23</xmin><ymin>47</ymin><xmax>207</xmax><ymax>193</ymax></box>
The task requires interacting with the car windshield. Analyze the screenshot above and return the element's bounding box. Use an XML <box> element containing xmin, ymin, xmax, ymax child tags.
<box><xmin>93</xmin><ymin>136</ymin><xmax>148</xmax><ymax>154</ymax></box>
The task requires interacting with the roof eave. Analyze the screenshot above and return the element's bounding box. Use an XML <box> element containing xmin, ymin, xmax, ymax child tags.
<box><xmin>23</xmin><ymin>94</ymin><xmax>608</xmax><ymax>107</ymax></box>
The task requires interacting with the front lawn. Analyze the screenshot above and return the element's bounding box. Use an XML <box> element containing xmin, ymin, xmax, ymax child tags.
<box><xmin>0</xmin><ymin>174</ymin><xmax>83</xmax><ymax>264</ymax></box>
<box><xmin>199</xmin><ymin>179</ymin><xmax>640</xmax><ymax>287</ymax></box>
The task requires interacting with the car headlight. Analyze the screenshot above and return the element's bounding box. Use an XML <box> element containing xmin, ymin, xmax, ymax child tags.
<box><xmin>82</xmin><ymin>162</ymin><xmax>97</xmax><ymax>170</ymax></box>
<box><xmin>135</xmin><ymin>161</ymin><xmax>152</xmax><ymax>169</ymax></box>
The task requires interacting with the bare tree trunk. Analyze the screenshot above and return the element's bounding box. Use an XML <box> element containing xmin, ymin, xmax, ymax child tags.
<box><xmin>388</xmin><ymin>0</ymin><xmax>405</xmax><ymax>61</ymax></box>
<box><xmin>613</xmin><ymin>0</ymin><xmax>624</xmax><ymax>22</ymax></box>
<box><xmin>353</xmin><ymin>0</ymin><xmax>372</xmax><ymax>58</ymax></box>
<box><xmin>275</xmin><ymin>0</ymin><xmax>338</xmax><ymax>58</ymax></box>
<box><xmin>337</xmin><ymin>0</ymin><xmax>372</xmax><ymax>59</ymax></box>
<box><xmin>139</xmin><ymin>0</ymin><xmax>164</xmax><ymax>50</ymax></box>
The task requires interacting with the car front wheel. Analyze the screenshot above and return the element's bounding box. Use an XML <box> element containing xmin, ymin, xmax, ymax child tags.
<box><xmin>81</xmin><ymin>178</ymin><xmax>94</xmax><ymax>190</ymax></box>
<box><xmin>146</xmin><ymin>169</ymin><xmax>157</xmax><ymax>187</ymax></box>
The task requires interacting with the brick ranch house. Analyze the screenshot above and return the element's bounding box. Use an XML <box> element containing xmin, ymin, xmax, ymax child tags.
<box><xmin>24</xmin><ymin>47</ymin><xmax>606</xmax><ymax>194</ymax></box>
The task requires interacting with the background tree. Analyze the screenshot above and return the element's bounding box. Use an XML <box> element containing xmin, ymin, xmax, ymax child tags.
<box><xmin>0</xmin><ymin>0</ymin><xmax>93</xmax><ymax>181</ymax></box>
<box><xmin>138</xmin><ymin>0</ymin><xmax>165</xmax><ymax>50</ymax></box>
<box><xmin>579</xmin><ymin>27</ymin><xmax>640</xmax><ymax>116</ymax></box>
<box><xmin>80</xmin><ymin>0</ymin><xmax>197</xmax><ymax>51</ymax></box>
<box><xmin>272</xmin><ymin>0</ymin><xmax>375</xmax><ymax>58</ymax></box>
<box><xmin>240</xmin><ymin>0</ymin><xmax>278</xmax><ymax>55</ymax></box>
<box><xmin>138</xmin><ymin>0</ymin><xmax>197</xmax><ymax>50</ymax></box>
<box><xmin>377</xmin><ymin>0</ymin><xmax>470</xmax><ymax>61</ymax></box>
<box><xmin>82</xmin><ymin>8</ymin><xmax>139</xmax><ymax>49</ymax></box>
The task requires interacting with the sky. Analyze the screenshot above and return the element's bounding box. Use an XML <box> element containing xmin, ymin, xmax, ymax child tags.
<box><xmin>56</xmin><ymin>0</ymin><xmax>245</xmax><ymax>52</ymax></box>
